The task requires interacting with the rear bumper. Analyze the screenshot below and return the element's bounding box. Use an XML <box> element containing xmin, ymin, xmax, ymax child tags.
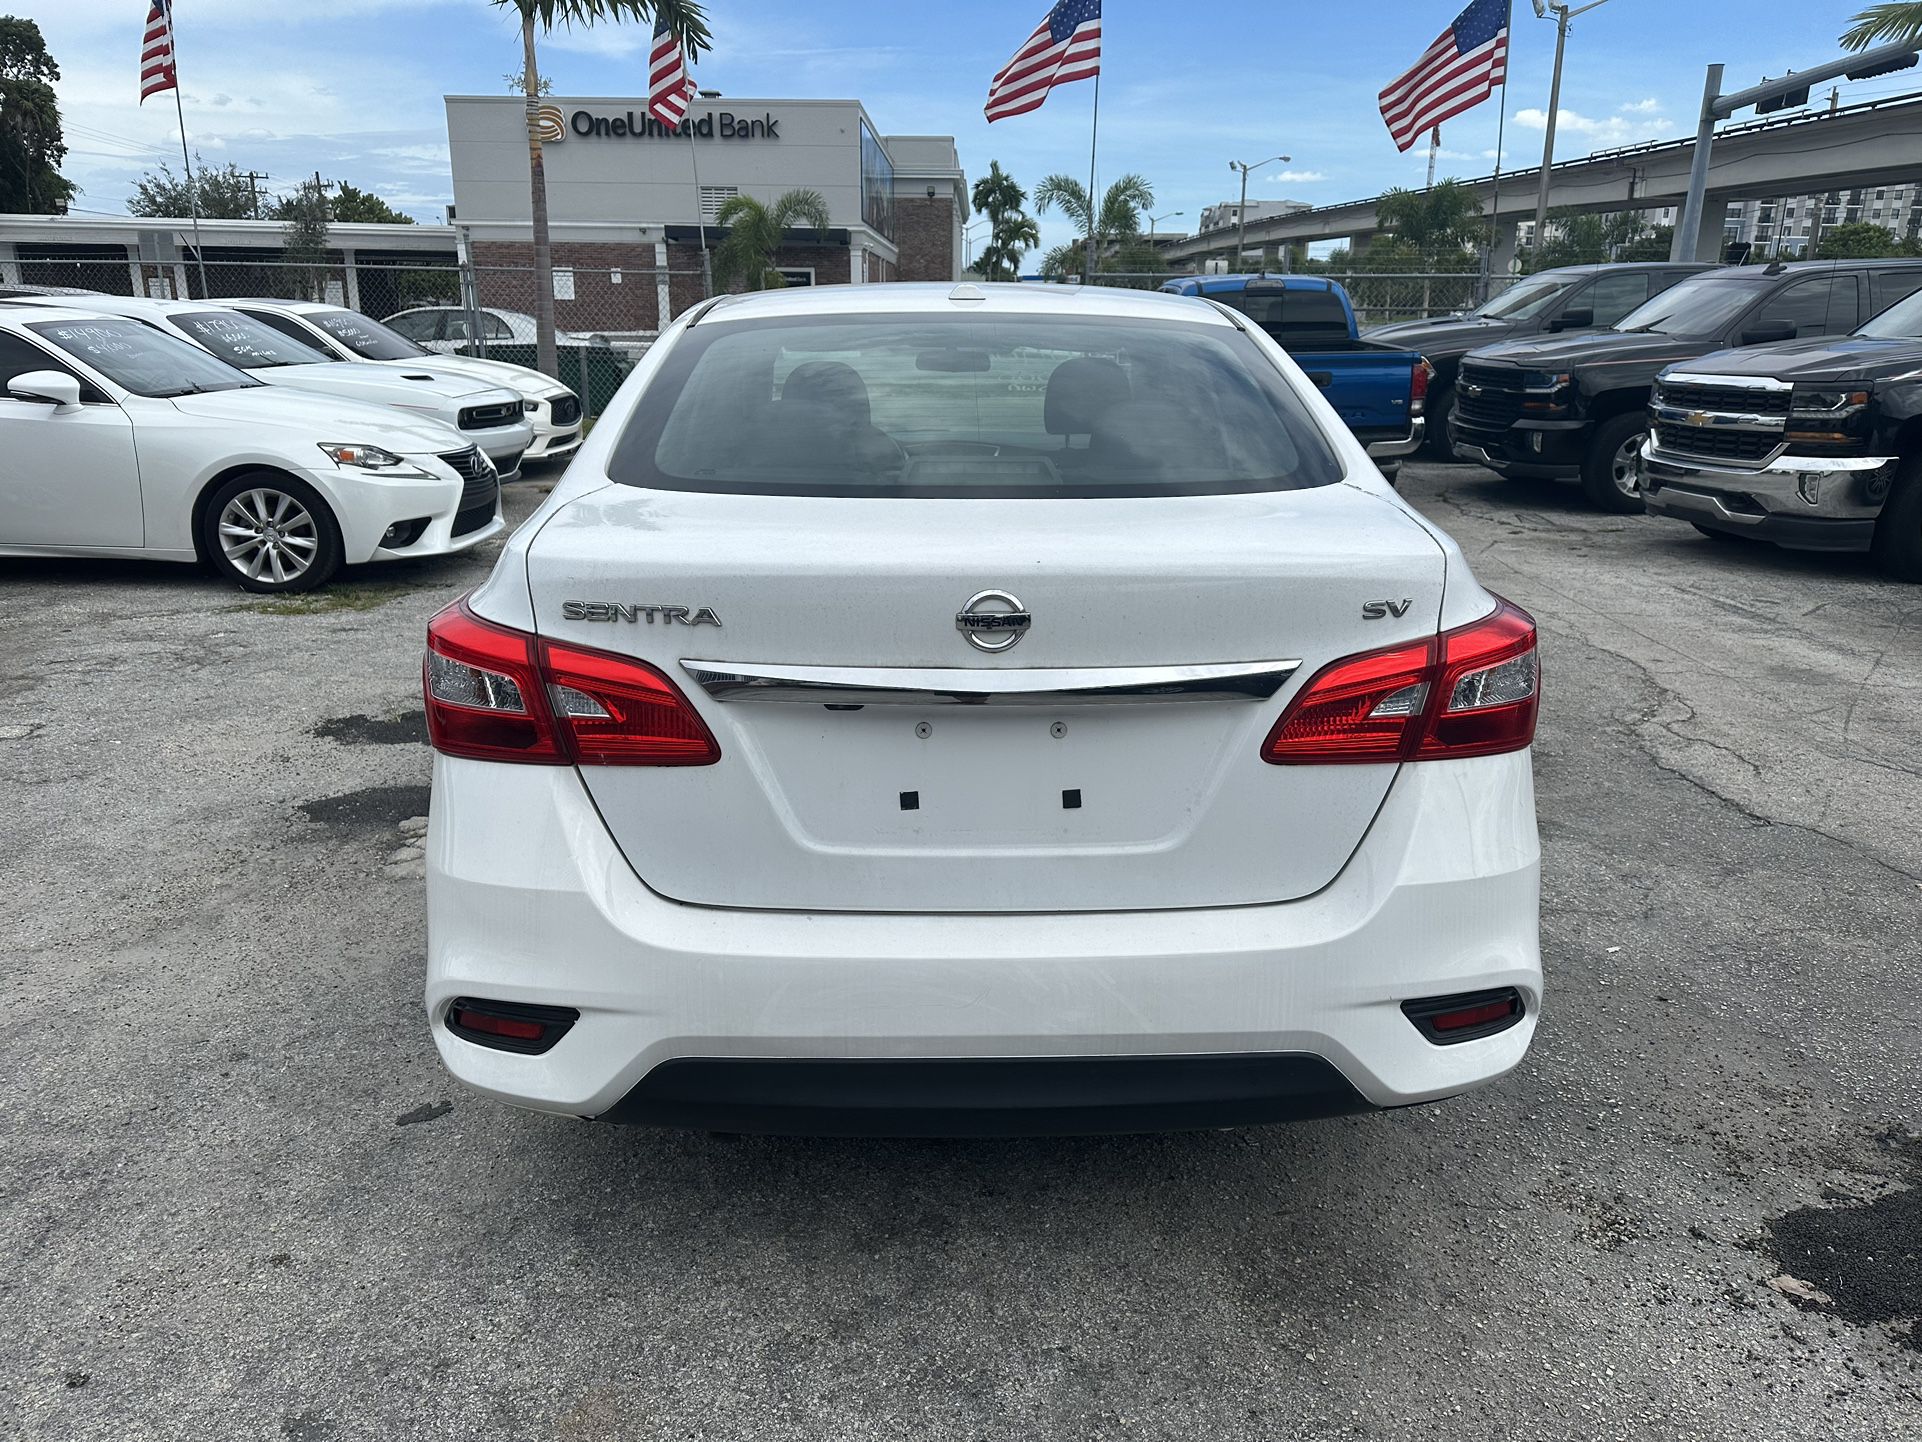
<box><xmin>425</xmin><ymin>751</ymin><xmax>1542</xmax><ymax>1132</ymax></box>
<box><xmin>1364</xmin><ymin>417</ymin><xmax>1425</xmax><ymax>461</ymax></box>
<box><xmin>603</xmin><ymin>1054</ymin><xmax>1372</xmax><ymax>1136</ymax></box>
<box><xmin>1640</xmin><ymin>441</ymin><xmax>1893</xmax><ymax>550</ymax></box>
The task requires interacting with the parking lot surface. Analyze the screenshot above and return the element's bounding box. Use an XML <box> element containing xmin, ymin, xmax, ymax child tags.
<box><xmin>2</xmin><ymin>460</ymin><xmax>1919</xmax><ymax>1441</ymax></box>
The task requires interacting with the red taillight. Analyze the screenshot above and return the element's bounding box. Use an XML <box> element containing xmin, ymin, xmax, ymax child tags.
<box><xmin>1263</xmin><ymin>596</ymin><xmax>1539</xmax><ymax>765</ymax></box>
<box><xmin>1411</xmin><ymin>357</ymin><xmax>1434</xmax><ymax>417</ymax></box>
<box><xmin>424</xmin><ymin>599</ymin><xmax>719</xmax><ymax>767</ymax></box>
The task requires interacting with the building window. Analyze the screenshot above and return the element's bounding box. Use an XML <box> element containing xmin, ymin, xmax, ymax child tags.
<box><xmin>700</xmin><ymin>186</ymin><xmax>739</xmax><ymax>222</ymax></box>
<box><xmin>859</xmin><ymin>121</ymin><xmax>894</xmax><ymax>241</ymax></box>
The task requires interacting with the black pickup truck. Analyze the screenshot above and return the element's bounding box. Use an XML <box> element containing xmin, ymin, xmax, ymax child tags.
<box><xmin>1365</xmin><ymin>261</ymin><xmax>1709</xmax><ymax>457</ymax></box>
<box><xmin>1641</xmin><ymin>283</ymin><xmax>1922</xmax><ymax>580</ymax></box>
<box><xmin>1450</xmin><ymin>259</ymin><xmax>1922</xmax><ymax>511</ymax></box>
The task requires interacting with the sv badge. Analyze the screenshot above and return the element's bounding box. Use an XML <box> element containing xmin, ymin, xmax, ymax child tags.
<box><xmin>1362</xmin><ymin>599</ymin><xmax>1412</xmax><ymax>620</ymax></box>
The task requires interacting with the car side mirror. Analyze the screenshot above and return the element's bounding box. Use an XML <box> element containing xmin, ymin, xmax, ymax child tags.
<box><xmin>1740</xmin><ymin>320</ymin><xmax>1796</xmax><ymax>346</ymax></box>
<box><xmin>7</xmin><ymin>370</ymin><xmax>83</xmax><ymax>411</ymax></box>
<box><xmin>1548</xmin><ymin>307</ymin><xmax>1593</xmax><ymax>333</ymax></box>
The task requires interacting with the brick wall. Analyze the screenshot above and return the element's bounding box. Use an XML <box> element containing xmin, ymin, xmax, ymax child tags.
<box><xmin>471</xmin><ymin>239</ymin><xmax>671</xmax><ymax>332</ymax></box>
<box><xmin>892</xmin><ymin>197</ymin><xmax>955</xmax><ymax>281</ymax></box>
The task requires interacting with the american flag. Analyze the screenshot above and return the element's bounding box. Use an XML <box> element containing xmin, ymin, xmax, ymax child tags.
<box><xmin>984</xmin><ymin>0</ymin><xmax>1101</xmax><ymax>123</ymax></box>
<box><xmin>1378</xmin><ymin>0</ymin><xmax>1509</xmax><ymax>153</ymax></box>
<box><xmin>139</xmin><ymin>0</ymin><xmax>178</xmax><ymax>105</ymax></box>
<box><xmin>647</xmin><ymin>19</ymin><xmax>696</xmax><ymax>129</ymax></box>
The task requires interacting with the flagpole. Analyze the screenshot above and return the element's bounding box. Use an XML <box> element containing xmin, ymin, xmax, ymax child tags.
<box><xmin>164</xmin><ymin>6</ymin><xmax>209</xmax><ymax>298</ymax></box>
<box><xmin>1484</xmin><ymin>0</ymin><xmax>1514</xmax><ymax>300</ymax></box>
<box><xmin>1427</xmin><ymin>126</ymin><xmax>1441</xmax><ymax>190</ymax></box>
<box><xmin>686</xmin><ymin>119</ymin><xmax>711</xmax><ymax>298</ymax></box>
<box><xmin>1082</xmin><ymin>71</ymin><xmax>1100</xmax><ymax>283</ymax></box>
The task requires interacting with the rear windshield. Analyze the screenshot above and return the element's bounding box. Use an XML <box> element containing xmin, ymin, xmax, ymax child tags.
<box><xmin>607</xmin><ymin>313</ymin><xmax>1344</xmax><ymax>499</ymax></box>
<box><xmin>171</xmin><ymin>310</ymin><xmax>332</xmax><ymax>369</ymax></box>
<box><xmin>308</xmin><ymin>308</ymin><xmax>432</xmax><ymax>360</ymax></box>
<box><xmin>1205</xmin><ymin>287</ymin><xmax>1350</xmax><ymax>345</ymax></box>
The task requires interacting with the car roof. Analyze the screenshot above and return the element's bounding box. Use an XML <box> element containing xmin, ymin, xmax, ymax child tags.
<box><xmin>1167</xmin><ymin>274</ymin><xmax>1340</xmax><ymax>295</ymax></box>
<box><xmin>695</xmin><ymin>281</ymin><xmax>1234</xmax><ymax>324</ymax></box>
<box><xmin>1533</xmin><ymin>262</ymin><xmax>1716</xmax><ymax>277</ymax></box>
<box><xmin>212</xmin><ymin>298</ymin><xmax>334</xmax><ymax>312</ymax></box>
<box><xmin>23</xmin><ymin>293</ymin><xmax>215</xmax><ymax>319</ymax></box>
<box><xmin>1690</xmin><ymin>258</ymin><xmax>1922</xmax><ymax>282</ymax></box>
<box><xmin>0</xmin><ymin>303</ymin><xmax>158</xmax><ymax>327</ymax></box>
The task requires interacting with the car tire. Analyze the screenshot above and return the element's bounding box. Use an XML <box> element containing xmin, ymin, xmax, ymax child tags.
<box><xmin>200</xmin><ymin>471</ymin><xmax>343</xmax><ymax>594</ymax></box>
<box><xmin>1423</xmin><ymin>384</ymin><xmax>1457</xmax><ymax>460</ymax></box>
<box><xmin>1580</xmin><ymin>413</ymin><xmax>1651</xmax><ymax>513</ymax></box>
<box><xmin>1869</xmin><ymin>452</ymin><xmax>1922</xmax><ymax>583</ymax></box>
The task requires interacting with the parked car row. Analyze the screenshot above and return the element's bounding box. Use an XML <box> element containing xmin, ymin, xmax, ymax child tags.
<box><xmin>0</xmin><ymin>293</ymin><xmax>588</xmax><ymax>593</ymax></box>
<box><xmin>1371</xmin><ymin>259</ymin><xmax>1922</xmax><ymax>581</ymax></box>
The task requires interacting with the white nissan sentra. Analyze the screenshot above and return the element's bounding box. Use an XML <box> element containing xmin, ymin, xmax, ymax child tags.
<box><xmin>423</xmin><ymin>282</ymin><xmax>1542</xmax><ymax>1136</ymax></box>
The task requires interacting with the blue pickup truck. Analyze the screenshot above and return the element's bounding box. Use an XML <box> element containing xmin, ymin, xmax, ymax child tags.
<box><xmin>1159</xmin><ymin>275</ymin><xmax>1431</xmax><ymax>478</ymax></box>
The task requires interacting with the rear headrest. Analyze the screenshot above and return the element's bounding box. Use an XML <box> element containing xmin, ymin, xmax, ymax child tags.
<box><xmin>1043</xmin><ymin>357</ymin><xmax>1130</xmax><ymax>435</ymax></box>
<box><xmin>781</xmin><ymin>360</ymin><xmax>872</xmax><ymax>428</ymax></box>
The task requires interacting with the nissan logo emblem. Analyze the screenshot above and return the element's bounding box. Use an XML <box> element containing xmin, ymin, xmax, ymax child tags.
<box><xmin>955</xmin><ymin>589</ymin><xmax>1030</xmax><ymax>652</ymax></box>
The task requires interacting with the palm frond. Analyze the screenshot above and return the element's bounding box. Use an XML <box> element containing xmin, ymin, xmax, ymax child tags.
<box><xmin>1840</xmin><ymin>2</ymin><xmax>1922</xmax><ymax>49</ymax></box>
<box><xmin>489</xmin><ymin>0</ymin><xmax>712</xmax><ymax>56</ymax></box>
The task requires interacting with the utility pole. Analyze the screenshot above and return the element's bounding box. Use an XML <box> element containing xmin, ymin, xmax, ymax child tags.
<box><xmin>1530</xmin><ymin>0</ymin><xmax>1614</xmax><ymax>271</ymax></box>
<box><xmin>244</xmin><ymin>170</ymin><xmax>268</xmax><ymax>220</ymax></box>
<box><xmin>1229</xmin><ymin>154</ymin><xmax>1290</xmax><ymax>273</ymax></box>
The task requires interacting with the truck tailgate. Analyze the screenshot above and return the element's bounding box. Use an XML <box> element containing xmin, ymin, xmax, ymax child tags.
<box><xmin>1289</xmin><ymin>346</ymin><xmax>1420</xmax><ymax>439</ymax></box>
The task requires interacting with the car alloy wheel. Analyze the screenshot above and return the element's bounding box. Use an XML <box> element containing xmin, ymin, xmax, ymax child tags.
<box><xmin>219</xmin><ymin>487</ymin><xmax>321</xmax><ymax>585</ymax></box>
<box><xmin>1610</xmin><ymin>433</ymin><xmax>1643</xmax><ymax>499</ymax></box>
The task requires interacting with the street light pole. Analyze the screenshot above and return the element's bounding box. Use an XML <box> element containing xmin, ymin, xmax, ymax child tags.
<box><xmin>1148</xmin><ymin>210</ymin><xmax>1183</xmax><ymax>238</ymax></box>
<box><xmin>1229</xmin><ymin>155</ymin><xmax>1291</xmax><ymax>273</ymax></box>
<box><xmin>1530</xmin><ymin>0</ymin><xmax>1613</xmax><ymax>270</ymax></box>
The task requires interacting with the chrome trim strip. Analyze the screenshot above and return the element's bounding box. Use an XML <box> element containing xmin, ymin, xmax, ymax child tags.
<box><xmin>1650</xmin><ymin>403</ymin><xmax>1786</xmax><ymax>433</ymax></box>
<box><xmin>1659</xmin><ymin>372</ymin><xmax>1795</xmax><ymax>391</ymax></box>
<box><xmin>680</xmin><ymin>659</ymin><xmax>1304</xmax><ymax>706</ymax></box>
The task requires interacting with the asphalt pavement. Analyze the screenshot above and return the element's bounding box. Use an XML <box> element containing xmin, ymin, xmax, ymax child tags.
<box><xmin>1</xmin><ymin>460</ymin><xmax>1918</xmax><ymax>1441</ymax></box>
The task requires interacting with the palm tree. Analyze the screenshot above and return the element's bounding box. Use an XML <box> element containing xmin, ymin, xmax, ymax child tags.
<box><xmin>1375</xmin><ymin>179</ymin><xmax>1486</xmax><ymax>314</ymax></box>
<box><xmin>1033</xmin><ymin>173</ymin><xmax>1155</xmax><ymax>280</ymax></box>
<box><xmin>492</xmin><ymin>0</ymin><xmax>710</xmax><ymax>379</ymax></box>
<box><xmin>1841</xmin><ymin>3</ymin><xmax>1922</xmax><ymax>48</ymax></box>
<box><xmin>710</xmin><ymin>190</ymin><xmax>832</xmax><ymax>292</ymax></box>
<box><xmin>970</xmin><ymin>161</ymin><xmax>1041</xmax><ymax>283</ymax></box>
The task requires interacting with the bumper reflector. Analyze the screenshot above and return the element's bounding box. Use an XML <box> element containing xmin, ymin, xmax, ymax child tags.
<box><xmin>1401</xmin><ymin>987</ymin><xmax>1524</xmax><ymax>1045</ymax></box>
<box><xmin>446</xmin><ymin>997</ymin><xmax>580</xmax><ymax>1055</ymax></box>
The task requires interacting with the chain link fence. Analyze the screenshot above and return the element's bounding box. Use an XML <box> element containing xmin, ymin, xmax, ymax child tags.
<box><xmin>1070</xmin><ymin>270</ymin><xmax>1520</xmax><ymax>326</ymax></box>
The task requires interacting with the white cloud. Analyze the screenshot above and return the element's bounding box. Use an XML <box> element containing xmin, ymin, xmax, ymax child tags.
<box><xmin>1512</xmin><ymin>106</ymin><xmax>1671</xmax><ymax>146</ymax></box>
<box><xmin>1268</xmin><ymin>170</ymin><xmax>1327</xmax><ymax>184</ymax></box>
<box><xmin>1621</xmin><ymin>98</ymin><xmax>1662</xmax><ymax>113</ymax></box>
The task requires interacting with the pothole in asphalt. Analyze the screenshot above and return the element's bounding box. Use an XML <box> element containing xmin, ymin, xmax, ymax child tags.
<box><xmin>311</xmin><ymin>711</ymin><xmax>427</xmax><ymax>746</ymax></box>
<box><xmin>298</xmin><ymin>785</ymin><xmax>432</xmax><ymax>831</ymax></box>
<box><xmin>1766</xmin><ymin>1133</ymin><xmax>1922</xmax><ymax>1349</ymax></box>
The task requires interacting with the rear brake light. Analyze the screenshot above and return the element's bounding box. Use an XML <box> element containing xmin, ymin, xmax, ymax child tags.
<box><xmin>1263</xmin><ymin>596</ymin><xmax>1538</xmax><ymax>764</ymax></box>
<box><xmin>425</xmin><ymin>598</ymin><xmax>719</xmax><ymax>766</ymax></box>
<box><xmin>1411</xmin><ymin>358</ymin><xmax>1433</xmax><ymax>417</ymax></box>
<box><xmin>446</xmin><ymin>997</ymin><xmax>579</xmax><ymax>1054</ymax></box>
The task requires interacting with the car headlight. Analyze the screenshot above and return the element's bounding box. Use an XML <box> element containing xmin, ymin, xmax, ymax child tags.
<box><xmin>1521</xmin><ymin>370</ymin><xmax>1573</xmax><ymax>392</ymax></box>
<box><xmin>318</xmin><ymin>442</ymin><xmax>433</xmax><ymax>477</ymax></box>
<box><xmin>521</xmin><ymin>399</ymin><xmax>540</xmax><ymax>413</ymax></box>
<box><xmin>1788</xmin><ymin>388</ymin><xmax>1868</xmax><ymax>418</ymax></box>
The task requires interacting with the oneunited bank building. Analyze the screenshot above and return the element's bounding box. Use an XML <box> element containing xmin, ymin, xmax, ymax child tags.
<box><xmin>445</xmin><ymin>95</ymin><xmax>967</xmax><ymax>333</ymax></box>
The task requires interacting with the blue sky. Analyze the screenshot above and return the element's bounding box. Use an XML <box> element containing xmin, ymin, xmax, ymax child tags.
<box><xmin>36</xmin><ymin>0</ymin><xmax>1915</xmax><ymax>257</ymax></box>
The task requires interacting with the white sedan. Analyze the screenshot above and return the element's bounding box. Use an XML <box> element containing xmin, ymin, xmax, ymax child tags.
<box><xmin>423</xmin><ymin>282</ymin><xmax>1542</xmax><ymax>1136</ymax></box>
<box><xmin>0</xmin><ymin>305</ymin><xmax>502</xmax><ymax>592</ymax></box>
<box><xmin>210</xmin><ymin>299</ymin><xmax>585</xmax><ymax>465</ymax></box>
<box><xmin>35</xmin><ymin>294</ymin><xmax>534</xmax><ymax>477</ymax></box>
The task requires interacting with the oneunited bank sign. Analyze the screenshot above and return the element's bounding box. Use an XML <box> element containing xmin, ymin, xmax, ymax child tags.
<box><xmin>567</xmin><ymin>108</ymin><xmax>782</xmax><ymax>141</ymax></box>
